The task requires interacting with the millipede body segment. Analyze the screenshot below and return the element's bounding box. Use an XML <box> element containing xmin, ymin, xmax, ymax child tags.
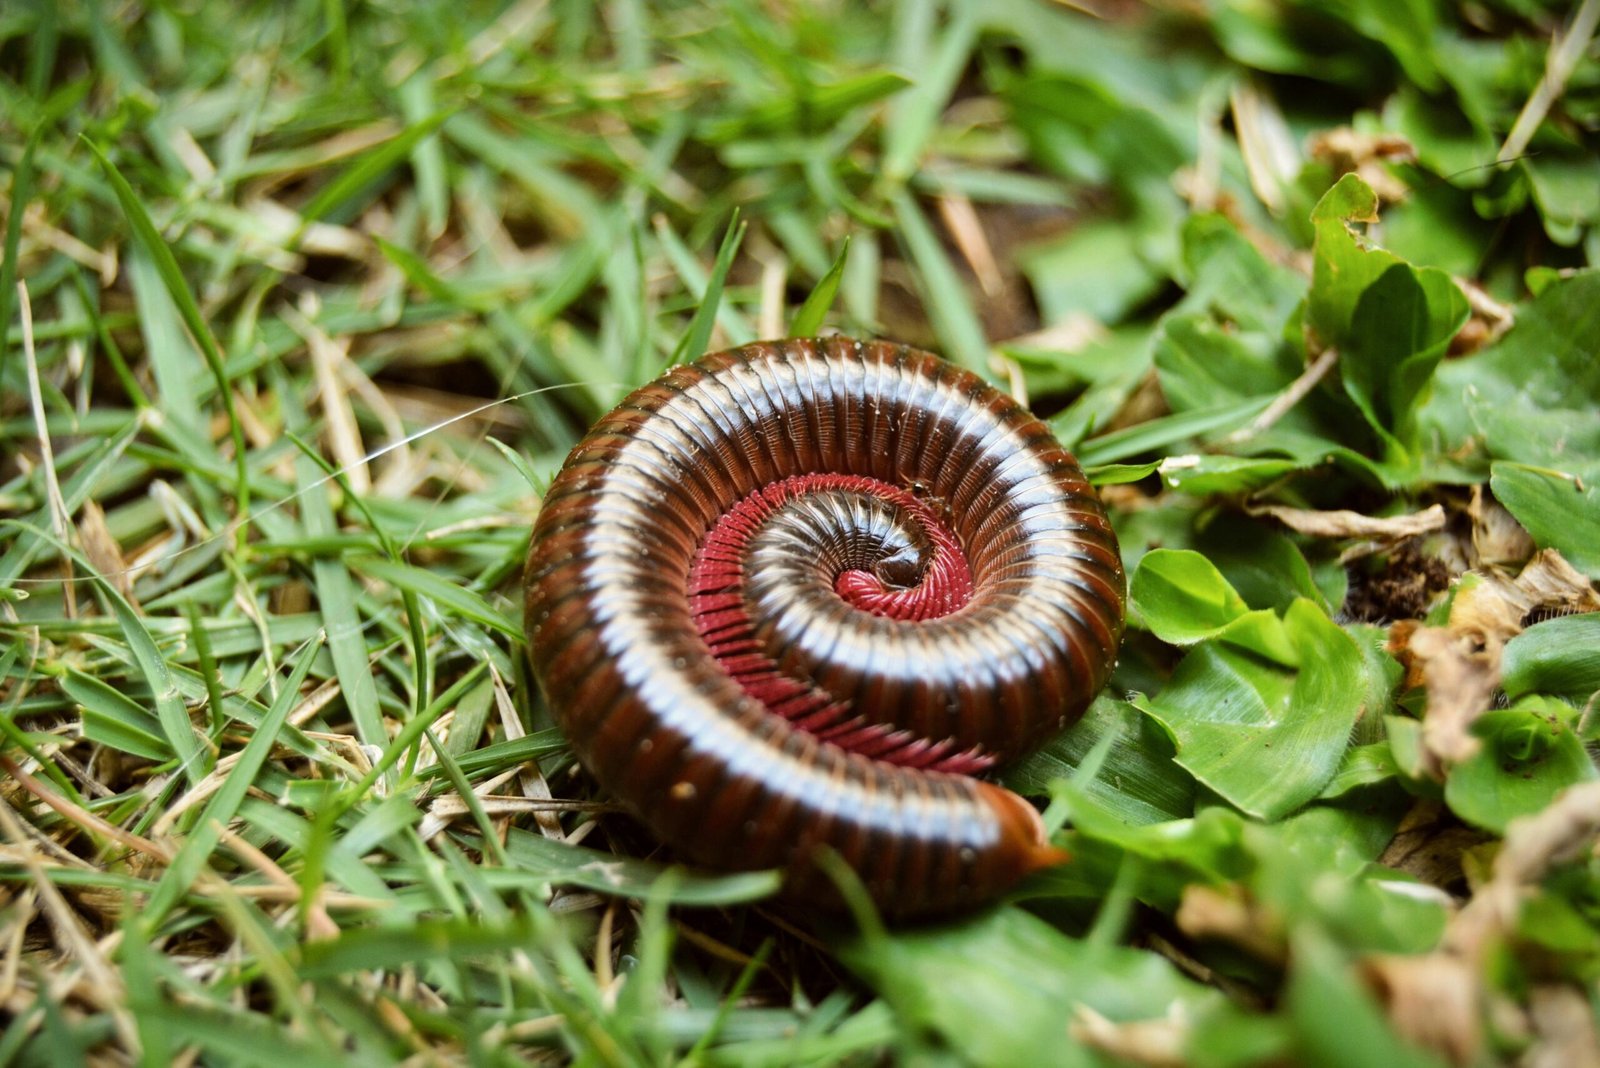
<box><xmin>523</xmin><ymin>338</ymin><xmax>1125</xmax><ymax>916</ymax></box>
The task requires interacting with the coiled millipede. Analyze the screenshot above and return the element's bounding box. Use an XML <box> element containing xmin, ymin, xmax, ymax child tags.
<box><xmin>523</xmin><ymin>337</ymin><xmax>1125</xmax><ymax>916</ymax></box>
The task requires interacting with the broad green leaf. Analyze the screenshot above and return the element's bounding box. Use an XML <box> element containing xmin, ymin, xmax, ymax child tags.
<box><xmin>1158</xmin><ymin>454</ymin><xmax>1301</xmax><ymax>497</ymax></box>
<box><xmin>1286</xmin><ymin>931</ymin><xmax>1450</xmax><ymax>1068</ymax></box>
<box><xmin>1423</xmin><ymin>270</ymin><xmax>1600</xmax><ymax>482</ymax></box>
<box><xmin>1214</xmin><ymin>609</ymin><xmax>1300</xmax><ymax>667</ymax></box>
<box><xmin>1502</xmin><ymin>613</ymin><xmax>1600</xmax><ymax>708</ymax></box>
<box><xmin>1186</xmin><ymin>1006</ymin><xmax>1293</xmax><ymax>1067</ymax></box>
<box><xmin>1340</xmin><ymin>0</ymin><xmax>1441</xmax><ymax>90</ymax></box>
<box><xmin>1143</xmin><ymin>599</ymin><xmax>1364</xmax><ymax>820</ymax></box>
<box><xmin>1130</xmin><ymin>548</ymin><xmax>1249</xmax><ymax>645</ymax></box>
<box><xmin>1514</xmin><ymin>889</ymin><xmax>1600</xmax><ymax>984</ymax></box>
<box><xmin>1526</xmin><ymin>154</ymin><xmax>1600</xmax><ymax>247</ymax></box>
<box><xmin>837</xmin><ymin>908</ymin><xmax>1219</xmax><ymax>1068</ymax></box>
<box><xmin>1275</xmin><ymin>799</ymin><xmax>1403</xmax><ymax>877</ymax></box>
<box><xmin>1261</xmin><ymin>800</ymin><xmax>1443</xmax><ymax>955</ymax></box>
<box><xmin>1318</xmin><ymin>744</ymin><xmax>1400</xmax><ymax>799</ymax></box>
<box><xmin>1490</xmin><ymin>464</ymin><xmax>1600</xmax><ymax>580</ymax></box>
<box><xmin>1175</xmin><ymin>213</ymin><xmax>1306</xmax><ymax>334</ymax></box>
<box><xmin>1020</xmin><ymin>218</ymin><xmax>1165</xmax><ymax>326</ymax></box>
<box><xmin>1382</xmin><ymin>86</ymin><xmax>1495</xmax><ymax>190</ymax></box>
<box><xmin>1032</xmin><ymin>806</ymin><xmax>1251</xmax><ymax>918</ymax></box>
<box><xmin>992</xmin><ymin>6</ymin><xmax>1197</xmax><ymax>129</ymax></box>
<box><xmin>1085</xmin><ymin>461</ymin><xmax>1160</xmax><ymax>486</ymax></box>
<box><xmin>1207</xmin><ymin>3</ymin><xmax>1374</xmax><ymax>85</ymax></box>
<box><xmin>1306</xmin><ymin>174</ymin><xmax>1393</xmax><ymax>350</ymax></box>
<box><xmin>1194</xmin><ymin>520</ymin><xmax>1333</xmax><ymax>615</ymax></box>
<box><xmin>1065</xmin><ymin>805</ymin><xmax>1250</xmax><ymax>886</ymax></box>
<box><xmin>1153</xmin><ymin>313</ymin><xmax>1295</xmax><ymax>414</ymax></box>
<box><xmin>1385</xmin><ymin>715</ymin><xmax>1434</xmax><ymax>785</ymax></box>
<box><xmin>1306</xmin><ymin>175</ymin><xmax>1468</xmax><ymax>466</ymax></box>
<box><xmin>1005</xmin><ymin>696</ymin><xmax>1195</xmax><ymax>826</ymax></box>
<box><xmin>1348</xmin><ymin>621</ymin><xmax>1403</xmax><ymax>741</ymax></box>
<box><xmin>1445</xmin><ymin>699</ymin><xmax>1598</xmax><ymax>834</ymax></box>
<box><xmin>1343</xmin><ymin>262</ymin><xmax>1467</xmax><ymax>459</ymax></box>
<box><xmin>1380</xmin><ymin>179</ymin><xmax>1494</xmax><ymax>276</ymax></box>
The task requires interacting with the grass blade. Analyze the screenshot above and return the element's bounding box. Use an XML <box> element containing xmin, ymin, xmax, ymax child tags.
<box><xmin>891</xmin><ymin>191</ymin><xmax>987</xmax><ymax>373</ymax></box>
<box><xmin>8</xmin><ymin>517</ymin><xmax>208</xmax><ymax>785</ymax></box>
<box><xmin>789</xmin><ymin>236</ymin><xmax>851</xmax><ymax>338</ymax></box>
<box><xmin>295</xmin><ymin>110</ymin><xmax>453</xmax><ymax>237</ymax></box>
<box><xmin>1074</xmin><ymin>397</ymin><xmax>1273</xmax><ymax>466</ymax></box>
<box><xmin>353</xmin><ymin>556</ymin><xmax>520</xmax><ymax>640</ymax></box>
<box><xmin>0</xmin><ymin>128</ymin><xmax>40</xmax><ymax>376</ymax></box>
<box><xmin>85</xmin><ymin>138</ymin><xmax>252</xmax><ymax>533</ymax></box>
<box><xmin>140</xmin><ymin>635</ymin><xmax>324</xmax><ymax>930</ymax></box>
<box><xmin>670</xmin><ymin>209</ymin><xmax>746</xmax><ymax>366</ymax></box>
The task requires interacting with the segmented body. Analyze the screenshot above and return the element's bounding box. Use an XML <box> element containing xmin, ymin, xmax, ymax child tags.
<box><xmin>523</xmin><ymin>337</ymin><xmax>1125</xmax><ymax>915</ymax></box>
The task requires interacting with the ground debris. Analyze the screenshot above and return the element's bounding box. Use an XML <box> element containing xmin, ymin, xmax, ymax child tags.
<box><xmin>1378</xmin><ymin>800</ymin><xmax>1490</xmax><ymax>891</ymax></box>
<box><xmin>1388</xmin><ymin>550</ymin><xmax>1599</xmax><ymax>776</ymax></box>
<box><xmin>1344</xmin><ymin>540</ymin><xmax>1455</xmax><ymax>623</ymax></box>
<box><xmin>1365</xmin><ymin>782</ymin><xmax>1600</xmax><ymax>1067</ymax></box>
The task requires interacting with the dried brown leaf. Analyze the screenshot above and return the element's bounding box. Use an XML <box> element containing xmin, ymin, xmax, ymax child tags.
<box><xmin>78</xmin><ymin>500</ymin><xmax>134</xmax><ymax>604</ymax></box>
<box><xmin>1307</xmin><ymin>126</ymin><xmax>1416</xmax><ymax>202</ymax></box>
<box><xmin>492</xmin><ymin>665</ymin><xmax>566</xmax><ymax>841</ymax></box>
<box><xmin>937</xmin><ymin>194</ymin><xmax>1003</xmax><ymax>297</ymax></box>
<box><xmin>1449</xmin><ymin>550</ymin><xmax>1599</xmax><ymax>650</ymax></box>
<box><xmin>1251</xmin><ymin>502</ymin><xmax>1446</xmax><ymax>542</ymax></box>
<box><xmin>1469</xmin><ymin>487</ymin><xmax>1536</xmax><ymax>570</ymax></box>
<box><xmin>1524</xmin><ymin>985</ymin><xmax>1600</xmax><ymax>1068</ymax></box>
<box><xmin>1071</xmin><ymin>1005</ymin><xmax>1189</xmax><ymax>1068</ymax></box>
<box><xmin>1361</xmin><ymin>953</ymin><xmax>1481</xmax><ymax>1066</ymax></box>
<box><xmin>1174</xmin><ymin>884</ymin><xmax>1286</xmax><ymax>964</ymax></box>
<box><xmin>1387</xmin><ymin>621</ymin><xmax>1500</xmax><ymax>774</ymax></box>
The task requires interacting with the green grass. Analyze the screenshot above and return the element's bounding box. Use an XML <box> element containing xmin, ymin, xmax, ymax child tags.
<box><xmin>3</xmin><ymin>0</ymin><xmax>1600</xmax><ymax>1064</ymax></box>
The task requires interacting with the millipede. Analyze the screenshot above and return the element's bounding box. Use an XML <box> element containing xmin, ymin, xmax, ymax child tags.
<box><xmin>522</xmin><ymin>337</ymin><xmax>1126</xmax><ymax>916</ymax></box>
